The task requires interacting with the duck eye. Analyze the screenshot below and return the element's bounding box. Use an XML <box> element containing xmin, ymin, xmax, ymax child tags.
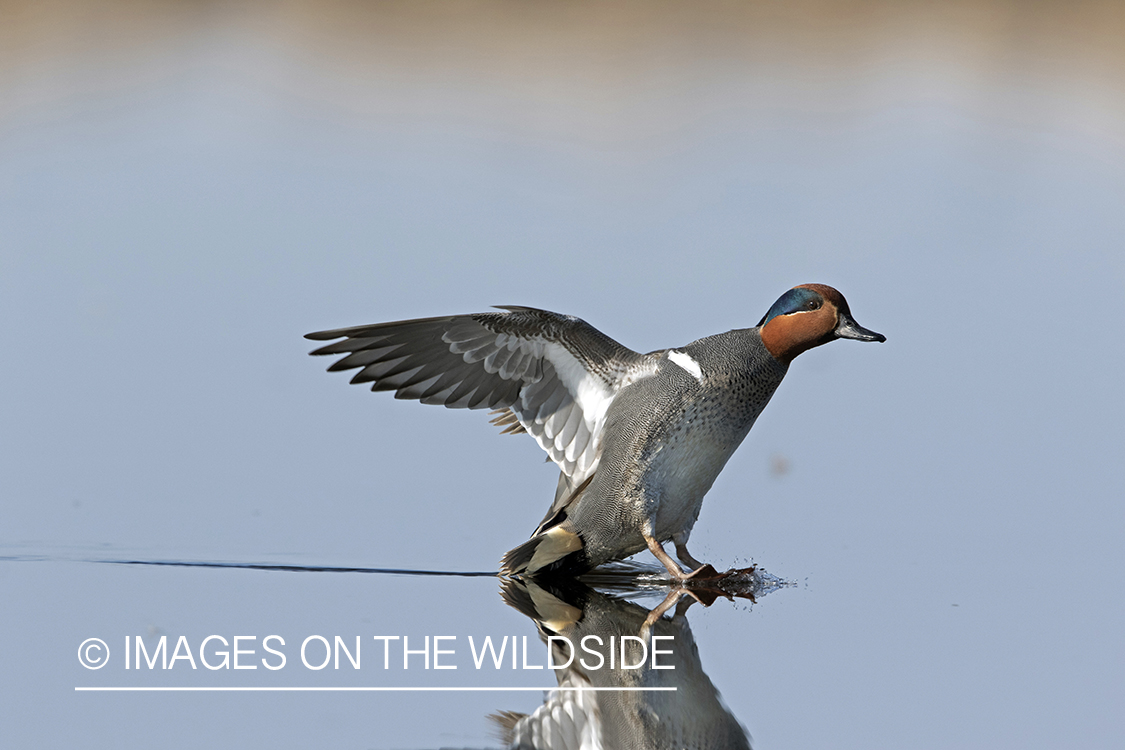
<box><xmin>805</xmin><ymin>300</ymin><xmax>821</xmax><ymax>311</ymax></box>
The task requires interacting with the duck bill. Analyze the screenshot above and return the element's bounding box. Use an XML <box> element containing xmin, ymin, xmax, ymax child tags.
<box><xmin>835</xmin><ymin>314</ymin><xmax>886</xmax><ymax>343</ymax></box>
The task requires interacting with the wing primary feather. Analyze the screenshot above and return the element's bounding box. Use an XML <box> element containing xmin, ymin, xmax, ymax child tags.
<box><xmin>348</xmin><ymin>355</ymin><xmax>410</xmax><ymax>384</ymax></box>
<box><xmin>328</xmin><ymin>345</ymin><xmax>405</xmax><ymax>372</ymax></box>
<box><xmin>307</xmin><ymin>307</ymin><xmax>651</xmax><ymax>481</ymax></box>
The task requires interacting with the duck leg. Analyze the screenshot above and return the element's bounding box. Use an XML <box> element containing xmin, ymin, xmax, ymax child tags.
<box><xmin>673</xmin><ymin>534</ymin><xmax>704</xmax><ymax>570</ymax></box>
<box><xmin>644</xmin><ymin>533</ymin><xmax>720</xmax><ymax>580</ymax></box>
<box><xmin>644</xmin><ymin>533</ymin><xmax>688</xmax><ymax>578</ymax></box>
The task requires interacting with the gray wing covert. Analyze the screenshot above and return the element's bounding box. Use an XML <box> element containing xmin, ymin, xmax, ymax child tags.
<box><xmin>306</xmin><ymin>306</ymin><xmax>651</xmax><ymax>482</ymax></box>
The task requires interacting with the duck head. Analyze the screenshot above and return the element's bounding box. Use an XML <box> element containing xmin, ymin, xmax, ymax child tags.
<box><xmin>758</xmin><ymin>283</ymin><xmax>885</xmax><ymax>363</ymax></box>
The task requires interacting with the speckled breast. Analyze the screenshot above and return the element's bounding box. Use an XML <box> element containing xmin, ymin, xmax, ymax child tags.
<box><xmin>647</xmin><ymin>349</ymin><xmax>787</xmax><ymax>538</ymax></box>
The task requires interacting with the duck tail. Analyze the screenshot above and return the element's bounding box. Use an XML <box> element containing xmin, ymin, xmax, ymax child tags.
<box><xmin>500</xmin><ymin>526</ymin><xmax>585</xmax><ymax>578</ymax></box>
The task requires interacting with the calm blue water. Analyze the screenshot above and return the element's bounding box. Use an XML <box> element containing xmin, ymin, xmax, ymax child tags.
<box><xmin>3</xmin><ymin>2</ymin><xmax>1123</xmax><ymax>747</ymax></box>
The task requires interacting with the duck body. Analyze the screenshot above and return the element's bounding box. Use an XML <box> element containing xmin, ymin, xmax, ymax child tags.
<box><xmin>306</xmin><ymin>284</ymin><xmax>884</xmax><ymax>579</ymax></box>
<box><xmin>536</xmin><ymin>330</ymin><xmax>788</xmax><ymax>574</ymax></box>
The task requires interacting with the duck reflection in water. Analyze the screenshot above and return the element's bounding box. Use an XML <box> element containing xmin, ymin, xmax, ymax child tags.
<box><xmin>492</xmin><ymin>567</ymin><xmax>783</xmax><ymax>749</ymax></box>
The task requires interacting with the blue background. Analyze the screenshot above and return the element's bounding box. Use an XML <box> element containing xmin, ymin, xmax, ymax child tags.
<box><xmin>2</xmin><ymin>1</ymin><xmax>1123</xmax><ymax>747</ymax></box>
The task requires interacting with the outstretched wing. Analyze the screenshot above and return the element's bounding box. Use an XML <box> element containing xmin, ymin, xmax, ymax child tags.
<box><xmin>306</xmin><ymin>306</ymin><xmax>653</xmax><ymax>483</ymax></box>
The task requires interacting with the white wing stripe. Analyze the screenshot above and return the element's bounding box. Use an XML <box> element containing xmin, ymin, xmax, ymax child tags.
<box><xmin>668</xmin><ymin>349</ymin><xmax>704</xmax><ymax>381</ymax></box>
<box><xmin>545</xmin><ymin>343</ymin><xmax>615</xmax><ymax>435</ymax></box>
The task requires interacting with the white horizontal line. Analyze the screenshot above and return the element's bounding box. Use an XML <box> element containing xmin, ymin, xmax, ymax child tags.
<box><xmin>75</xmin><ymin>686</ymin><xmax>677</xmax><ymax>692</ymax></box>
